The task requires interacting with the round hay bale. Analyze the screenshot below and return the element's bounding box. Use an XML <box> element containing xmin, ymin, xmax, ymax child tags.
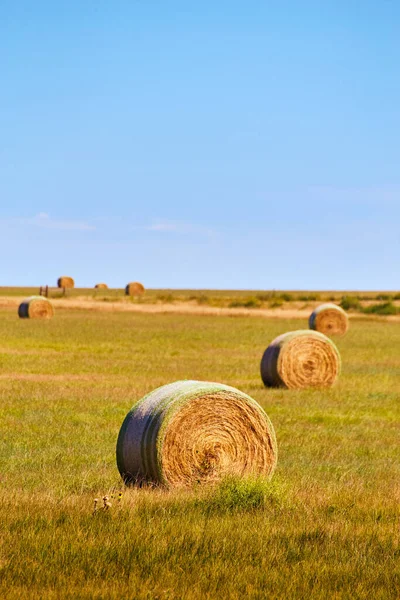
<box><xmin>309</xmin><ymin>303</ymin><xmax>349</xmax><ymax>336</ymax></box>
<box><xmin>94</xmin><ymin>283</ymin><xmax>108</xmax><ymax>289</ymax></box>
<box><xmin>260</xmin><ymin>330</ymin><xmax>340</xmax><ymax>389</ymax></box>
<box><xmin>18</xmin><ymin>296</ymin><xmax>54</xmax><ymax>319</ymax></box>
<box><xmin>117</xmin><ymin>380</ymin><xmax>277</xmax><ymax>488</ymax></box>
<box><xmin>125</xmin><ymin>282</ymin><xmax>145</xmax><ymax>296</ymax></box>
<box><xmin>57</xmin><ymin>276</ymin><xmax>74</xmax><ymax>289</ymax></box>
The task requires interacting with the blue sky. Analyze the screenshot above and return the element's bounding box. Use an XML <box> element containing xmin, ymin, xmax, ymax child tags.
<box><xmin>1</xmin><ymin>1</ymin><xmax>399</xmax><ymax>289</ymax></box>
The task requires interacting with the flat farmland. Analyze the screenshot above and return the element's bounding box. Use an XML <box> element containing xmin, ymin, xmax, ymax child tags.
<box><xmin>0</xmin><ymin>306</ymin><xmax>399</xmax><ymax>599</ymax></box>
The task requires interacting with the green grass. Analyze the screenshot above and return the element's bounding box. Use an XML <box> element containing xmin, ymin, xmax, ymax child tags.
<box><xmin>0</xmin><ymin>308</ymin><xmax>399</xmax><ymax>598</ymax></box>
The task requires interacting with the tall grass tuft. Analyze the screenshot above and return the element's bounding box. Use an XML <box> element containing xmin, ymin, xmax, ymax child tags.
<box><xmin>203</xmin><ymin>476</ymin><xmax>287</xmax><ymax>513</ymax></box>
<box><xmin>340</xmin><ymin>296</ymin><xmax>361</xmax><ymax>310</ymax></box>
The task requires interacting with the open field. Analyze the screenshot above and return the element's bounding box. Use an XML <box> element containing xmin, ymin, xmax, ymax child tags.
<box><xmin>0</xmin><ymin>304</ymin><xmax>399</xmax><ymax>598</ymax></box>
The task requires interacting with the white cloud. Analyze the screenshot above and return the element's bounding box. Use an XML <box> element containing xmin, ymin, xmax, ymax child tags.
<box><xmin>1</xmin><ymin>213</ymin><xmax>95</xmax><ymax>231</ymax></box>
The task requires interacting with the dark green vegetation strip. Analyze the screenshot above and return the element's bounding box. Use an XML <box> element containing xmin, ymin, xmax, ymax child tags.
<box><xmin>0</xmin><ymin>309</ymin><xmax>399</xmax><ymax>598</ymax></box>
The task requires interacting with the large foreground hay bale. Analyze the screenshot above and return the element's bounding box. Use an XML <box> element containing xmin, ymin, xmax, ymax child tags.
<box><xmin>260</xmin><ymin>330</ymin><xmax>340</xmax><ymax>389</ymax></box>
<box><xmin>309</xmin><ymin>303</ymin><xmax>349</xmax><ymax>336</ymax></box>
<box><xmin>117</xmin><ymin>380</ymin><xmax>277</xmax><ymax>488</ymax></box>
<box><xmin>125</xmin><ymin>282</ymin><xmax>145</xmax><ymax>296</ymax></box>
<box><xmin>18</xmin><ymin>296</ymin><xmax>54</xmax><ymax>319</ymax></box>
<box><xmin>94</xmin><ymin>283</ymin><xmax>108</xmax><ymax>289</ymax></box>
<box><xmin>57</xmin><ymin>276</ymin><xmax>74</xmax><ymax>289</ymax></box>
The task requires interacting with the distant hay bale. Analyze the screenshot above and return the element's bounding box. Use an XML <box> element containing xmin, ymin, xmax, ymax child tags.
<box><xmin>117</xmin><ymin>380</ymin><xmax>277</xmax><ymax>488</ymax></box>
<box><xmin>260</xmin><ymin>330</ymin><xmax>340</xmax><ymax>389</ymax></box>
<box><xmin>125</xmin><ymin>282</ymin><xmax>145</xmax><ymax>296</ymax></box>
<box><xmin>94</xmin><ymin>283</ymin><xmax>108</xmax><ymax>289</ymax></box>
<box><xmin>57</xmin><ymin>276</ymin><xmax>74</xmax><ymax>289</ymax></box>
<box><xmin>309</xmin><ymin>303</ymin><xmax>349</xmax><ymax>336</ymax></box>
<box><xmin>18</xmin><ymin>296</ymin><xmax>54</xmax><ymax>319</ymax></box>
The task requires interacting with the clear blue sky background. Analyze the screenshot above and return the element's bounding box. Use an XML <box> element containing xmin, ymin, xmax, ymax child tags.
<box><xmin>1</xmin><ymin>1</ymin><xmax>399</xmax><ymax>289</ymax></box>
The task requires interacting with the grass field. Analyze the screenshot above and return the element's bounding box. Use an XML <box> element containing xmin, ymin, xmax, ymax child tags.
<box><xmin>0</xmin><ymin>303</ymin><xmax>399</xmax><ymax>598</ymax></box>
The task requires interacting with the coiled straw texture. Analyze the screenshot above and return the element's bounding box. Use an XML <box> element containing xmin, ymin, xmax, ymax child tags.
<box><xmin>18</xmin><ymin>296</ymin><xmax>54</xmax><ymax>319</ymax></box>
<box><xmin>94</xmin><ymin>283</ymin><xmax>108</xmax><ymax>289</ymax></box>
<box><xmin>125</xmin><ymin>282</ymin><xmax>145</xmax><ymax>296</ymax></box>
<box><xmin>57</xmin><ymin>276</ymin><xmax>74</xmax><ymax>289</ymax></box>
<box><xmin>117</xmin><ymin>380</ymin><xmax>277</xmax><ymax>488</ymax></box>
<box><xmin>309</xmin><ymin>303</ymin><xmax>349</xmax><ymax>336</ymax></box>
<box><xmin>261</xmin><ymin>330</ymin><xmax>340</xmax><ymax>389</ymax></box>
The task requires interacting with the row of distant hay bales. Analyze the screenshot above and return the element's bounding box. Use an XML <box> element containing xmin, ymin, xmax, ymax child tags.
<box><xmin>96</xmin><ymin>282</ymin><xmax>145</xmax><ymax>296</ymax></box>
<box><xmin>18</xmin><ymin>278</ymin><xmax>146</xmax><ymax>320</ymax></box>
<box><xmin>57</xmin><ymin>276</ymin><xmax>145</xmax><ymax>297</ymax></box>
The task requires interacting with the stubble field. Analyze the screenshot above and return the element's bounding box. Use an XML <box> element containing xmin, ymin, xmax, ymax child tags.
<box><xmin>0</xmin><ymin>303</ymin><xmax>399</xmax><ymax>599</ymax></box>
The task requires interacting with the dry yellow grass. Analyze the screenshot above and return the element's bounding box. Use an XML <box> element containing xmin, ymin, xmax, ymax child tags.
<box><xmin>0</xmin><ymin>307</ymin><xmax>399</xmax><ymax>599</ymax></box>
